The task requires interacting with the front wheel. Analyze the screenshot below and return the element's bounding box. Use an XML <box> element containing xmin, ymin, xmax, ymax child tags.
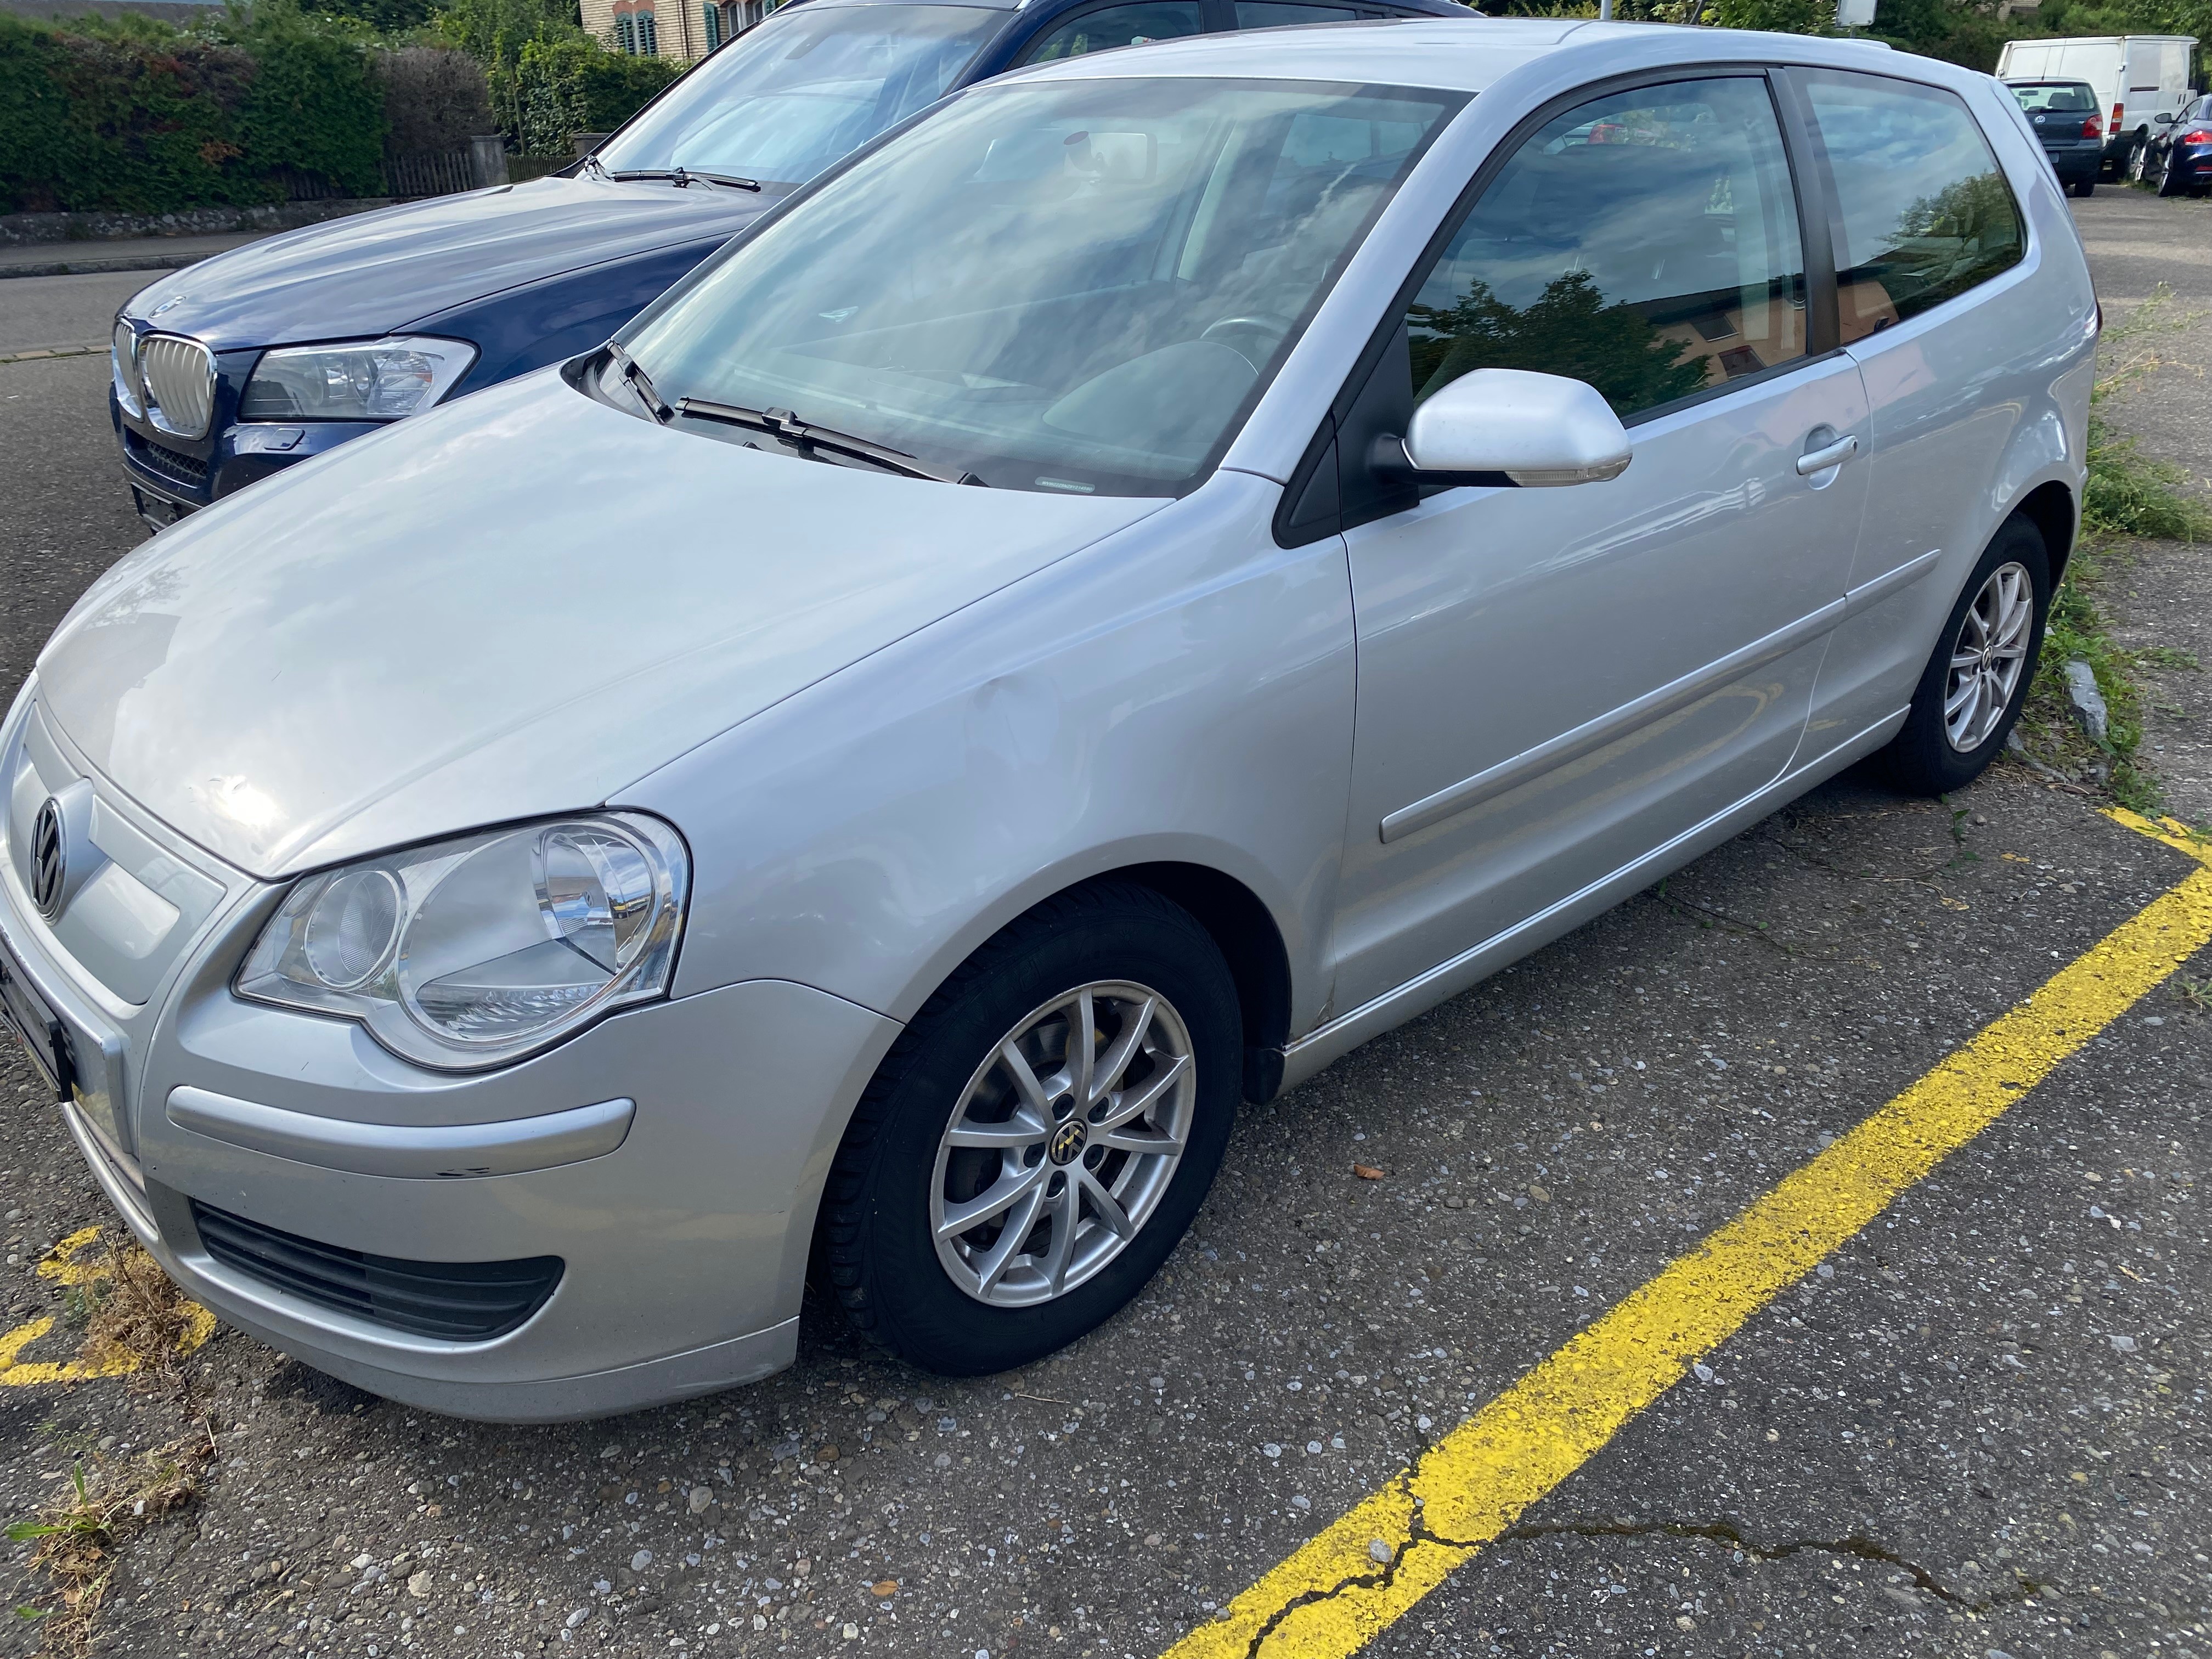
<box><xmin>1882</xmin><ymin>517</ymin><xmax>2051</xmax><ymax>796</ymax></box>
<box><xmin>2069</xmin><ymin>177</ymin><xmax>2096</xmax><ymax>198</ymax></box>
<box><xmin>2127</xmin><ymin>139</ymin><xmax>2151</xmax><ymax>183</ymax></box>
<box><xmin>816</xmin><ymin>882</ymin><xmax>1241</xmax><ymax>1375</ymax></box>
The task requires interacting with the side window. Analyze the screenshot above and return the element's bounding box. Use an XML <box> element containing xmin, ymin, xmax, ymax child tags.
<box><xmin>1801</xmin><ymin>70</ymin><xmax>2024</xmax><ymax>346</ymax></box>
<box><xmin>1018</xmin><ymin>1</ymin><xmax>1203</xmax><ymax>63</ymax></box>
<box><xmin>1399</xmin><ymin>77</ymin><xmax>1806</xmax><ymax>422</ymax></box>
<box><xmin>1235</xmin><ymin>3</ymin><xmax>1361</xmax><ymax>25</ymax></box>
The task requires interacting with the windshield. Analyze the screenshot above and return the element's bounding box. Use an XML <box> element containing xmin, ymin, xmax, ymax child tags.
<box><xmin>596</xmin><ymin>3</ymin><xmax>1003</xmax><ymax>188</ymax></box>
<box><xmin>2009</xmin><ymin>82</ymin><xmax>2097</xmax><ymax>113</ymax></box>
<box><xmin>622</xmin><ymin>77</ymin><xmax>1461</xmax><ymax>496</ymax></box>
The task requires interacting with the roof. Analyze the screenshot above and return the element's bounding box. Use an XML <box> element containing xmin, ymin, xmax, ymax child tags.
<box><xmin>1002</xmin><ymin>17</ymin><xmax>1960</xmax><ymax>96</ymax></box>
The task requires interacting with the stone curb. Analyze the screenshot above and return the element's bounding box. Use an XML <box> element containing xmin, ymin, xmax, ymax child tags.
<box><xmin>0</xmin><ymin>253</ymin><xmax>207</xmax><ymax>281</ymax></box>
<box><xmin>0</xmin><ymin>343</ymin><xmax>105</xmax><ymax>365</ymax></box>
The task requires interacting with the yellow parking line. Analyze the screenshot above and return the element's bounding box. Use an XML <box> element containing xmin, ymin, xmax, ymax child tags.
<box><xmin>1166</xmin><ymin>810</ymin><xmax>2212</xmax><ymax>1659</ymax></box>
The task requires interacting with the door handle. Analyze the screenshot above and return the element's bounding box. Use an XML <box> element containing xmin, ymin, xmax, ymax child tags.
<box><xmin>1795</xmin><ymin>433</ymin><xmax>1860</xmax><ymax>476</ymax></box>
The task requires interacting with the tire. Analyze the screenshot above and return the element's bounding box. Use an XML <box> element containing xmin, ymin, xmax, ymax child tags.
<box><xmin>1882</xmin><ymin>516</ymin><xmax>2051</xmax><ymax>797</ymax></box>
<box><xmin>816</xmin><ymin>881</ymin><xmax>1241</xmax><ymax>1375</ymax></box>
<box><xmin>2071</xmin><ymin>177</ymin><xmax>2095</xmax><ymax>198</ymax></box>
<box><xmin>2127</xmin><ymin>139</ymin><xmax>2150</xmax><ymax>183</ymax></box>
<box><xmin>2156</xmin><ymin>149</ymin><xmax>2187</xmax><ymax>196</ymax></box>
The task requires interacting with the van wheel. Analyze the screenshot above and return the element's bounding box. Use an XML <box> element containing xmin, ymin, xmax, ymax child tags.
<box><xmin>1882</xmin><ymin>517</ymin><xmax>2051</xmax><ymax>797</ymax></box>
<box><xmin>816</xmin><ymin>882</ymin><xmax>1240</xmax><ymax>1375</ymax></box>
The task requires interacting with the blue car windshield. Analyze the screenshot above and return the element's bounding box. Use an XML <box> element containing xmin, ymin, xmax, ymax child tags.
<box><xmin>596</xmin><ymin>3</ymin><xmax>1003</xmax><ymax>188</ymax></box>
<box><xmin>622</xmin><ymin>77</ymin><xmax>1460</xmax><ymax>496</ymax></box>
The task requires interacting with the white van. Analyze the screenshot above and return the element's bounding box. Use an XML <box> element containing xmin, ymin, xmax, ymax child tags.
<box><xmin>1998</xmin><ymin>35</ymin><xmax>2198</xmax><ymax>174</ymax></box>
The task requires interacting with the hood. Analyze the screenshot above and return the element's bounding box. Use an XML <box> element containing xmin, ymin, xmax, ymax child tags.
<box><xmin>36</xmin><ymin>371</ymin><xmax>1162</xmax><ymax>878</ymax></box>
<box><xmin>124</xmin><ymin>177</ymin><xmax>776</xmax><ymax>350</ymax></box>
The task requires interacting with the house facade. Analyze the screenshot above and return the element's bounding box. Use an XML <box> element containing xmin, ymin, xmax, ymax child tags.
<box><xmin>578</xmin><ymin>0</ymin><xmax>779</xmax><ymax>59</ymax></box>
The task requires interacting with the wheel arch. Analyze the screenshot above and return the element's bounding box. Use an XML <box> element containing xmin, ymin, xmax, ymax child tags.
<box><xmin>2015</xmin><ymin>477</ymin><xmax>2078</xmax><ymax>586</ymax></box>
<box><xmin>1103</xmin><ymin>861</ymin><xmax>1295</xmax><ymax>1103</ymax></box>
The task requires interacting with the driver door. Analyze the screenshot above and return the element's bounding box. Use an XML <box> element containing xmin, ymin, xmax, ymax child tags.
<box><xmin>1327</xmin><ymin>73</ymin><xmax>1871</xmax><ymax>1011</ymax></box>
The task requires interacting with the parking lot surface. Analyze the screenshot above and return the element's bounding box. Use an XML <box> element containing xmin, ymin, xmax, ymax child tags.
<box><xmin>1</xmin><ymin>193</ymin><xmax>2208</xmax><ymax>1659</ymax></box>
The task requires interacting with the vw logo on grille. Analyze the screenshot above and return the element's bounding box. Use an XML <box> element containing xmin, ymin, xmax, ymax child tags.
<box><xmin>30</xmin><ymin>798</ymin><xmax>66</xmax><ymax>919</ymax></box>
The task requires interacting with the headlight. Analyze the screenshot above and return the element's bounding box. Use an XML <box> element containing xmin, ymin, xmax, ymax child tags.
<box><xmin>236</xmin><ymin>814</ymin><xmax>689</xmax><ymax>1070</ymax></box>
<box><xmin>112</xmin><ymin>322</ymin><xmax>142</xmax><ymax>417</ymax></box>
<box><xmin>239</xmin><ymin>336</ymin><xmax>478</xmax><ymax>422</ymax></box>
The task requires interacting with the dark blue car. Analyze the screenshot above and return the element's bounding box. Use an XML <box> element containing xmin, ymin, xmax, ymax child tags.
<box><xmin>110</xmin><ymin>0</ymin><xmax>1476</xmax><ymax>529</ymax></box>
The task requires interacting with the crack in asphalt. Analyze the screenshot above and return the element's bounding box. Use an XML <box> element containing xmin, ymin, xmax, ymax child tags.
<box><xmin>1234</xmin><ymin>1497</ymin><xmax>2046</xmax><ymax>1655</ymax></box>
<box><xmin>1233</xmin><ymin>1473</ymin><xmax>1438</xmax><ymax>1659</ymax></box>
<box><xmin>1493</xmin><ymin>1514</ymin><xmax>2049</xmax><ymax>1612</ymax></box>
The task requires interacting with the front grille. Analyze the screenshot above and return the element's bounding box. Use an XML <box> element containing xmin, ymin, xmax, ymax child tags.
<box><xmin>191</xmin><ymin>1201</ymin><xmax>562</xmax><ymax>1340</ymax></box>
<box><xmin>139</xmin><ymin>333</ymin><xmax>216</xmax><ymax>438</ymax></box>
<box><xmin>125</xmin><ymin>429</ymin><xmax>209</xmax><ymax>488</ymax></box>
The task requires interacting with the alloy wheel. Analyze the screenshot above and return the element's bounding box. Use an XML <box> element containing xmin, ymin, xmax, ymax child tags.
<box><xmin>1943</xmin><ymin>560</ymin><xmax>2035</xmax><ymax>753</ymax></box>
<box><xmin>929</xmin><ymin>981</ymin><xmax>1195</xmax><ymax>1307</ymax></box>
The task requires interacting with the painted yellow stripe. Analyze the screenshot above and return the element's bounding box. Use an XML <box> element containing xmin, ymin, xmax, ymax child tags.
<box><xmin>1167</xmin><ymin>809</ymin><xmax>2212</xmax><ymax>1659</ymax></box>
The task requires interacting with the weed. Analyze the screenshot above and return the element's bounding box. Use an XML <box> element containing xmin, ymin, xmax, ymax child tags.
<box><xmin>9</xmin><ymin>1432</ymin><xmax>213</xmax><ymax>1653</ymax></box>
<box><xmin>2176</xmin><ymin>977</ymin><xmax>2212</xmax><ymax>1013</ymax></box>
<box><xmin>79</xmin><ymin>1242</ymin><xmax>204</xmax><ymax>1381</ymax></box>
<box><xmin>2017</xmin><ymin>286</ymin><xmax>2208</xmax><ymax>809</ymax></box>
<box><xmin>2136</xmin><ymin>645</ymin><xmax>2202</xmax><ymax>672</ymax></box>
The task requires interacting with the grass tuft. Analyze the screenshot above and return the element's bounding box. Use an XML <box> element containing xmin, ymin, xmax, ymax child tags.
<box><xmin>9</xmin><ymin>1433</ymin><xmax>214</xmax><ymax>1653</ymax></box>
<box><xmin>79</xmin><ymin>1242</ymin><xmax>206</xmax><ymax>1380</ymax></box>
<box><xmin>2016</xmin><ymin>286</ymin><xmax>2209</xmax><ymax>813</ymax></box>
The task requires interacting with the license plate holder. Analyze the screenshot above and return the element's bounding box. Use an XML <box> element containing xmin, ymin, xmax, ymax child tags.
<box><xmin>0</xmin><ymin>938</ymin><xmax>73</xmax><ymax>1103</ymax></box>
<box><xmin>130</xmin><ymin>484</ymin><xmax>183</xmax><ymax>537</ymax></box>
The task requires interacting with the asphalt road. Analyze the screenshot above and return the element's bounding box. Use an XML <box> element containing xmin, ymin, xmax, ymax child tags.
<box><xmin>1</xmin><ymin>196</ymin><xmax>2208</xmax><ymax>1659</ymax></box>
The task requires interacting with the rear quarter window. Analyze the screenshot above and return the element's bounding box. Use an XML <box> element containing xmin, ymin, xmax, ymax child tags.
<box><xmin>1802</xmin><ymin>70</ymin><xmax>2025</xmax><ymax>345</ymax></box>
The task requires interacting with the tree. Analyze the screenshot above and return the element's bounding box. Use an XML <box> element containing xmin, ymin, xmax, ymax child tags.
<box><xmin>1409</xmin><ymin>271</ymin><xmax>1712</xmax><ymax>418</ymax></box>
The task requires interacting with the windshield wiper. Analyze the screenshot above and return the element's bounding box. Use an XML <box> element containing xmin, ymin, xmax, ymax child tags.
<box><xmin>674</xmin><ymin>398</ymin><xmax>986</xmax><ymax>486</ymax></box>
<box><xmin>606</xmin><ymin>343</ymin><xmax>671</xmax><ymax>424</ymax></box>
<box><xmin>607</xmin><ymin>165</ymin><xmax>762</xmax><ymax>193</ymax></box>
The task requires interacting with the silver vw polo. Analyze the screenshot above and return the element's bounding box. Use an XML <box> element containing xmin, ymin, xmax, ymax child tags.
<box><xmin>2</xmin><ymin>20</ymin><xmax>2093</xmax><ymax>1419</ymax></box>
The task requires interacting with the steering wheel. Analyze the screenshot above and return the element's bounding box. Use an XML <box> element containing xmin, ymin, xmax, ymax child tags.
<box><xmin>1199</xmin><ymin>313</ymin><xmax>1296</xmax><ymax>370</ymax></box>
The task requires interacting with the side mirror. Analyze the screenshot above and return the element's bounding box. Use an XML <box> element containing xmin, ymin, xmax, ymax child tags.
<box><xmin>1391</xmin><ymin>368</ymin><xmax>1632</xmax><ymax>488</ymax></box>
<box><xmin>2154</xmin><ymin>111</ymin><xmax>2178</xmax><ymax>124</ymax></box>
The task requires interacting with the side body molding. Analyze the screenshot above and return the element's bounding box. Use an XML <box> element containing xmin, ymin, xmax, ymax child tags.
<box><xmin>1376</xmin><ymin>550</ymin><xmax>1939</xmax><ymax>846</ymax></box>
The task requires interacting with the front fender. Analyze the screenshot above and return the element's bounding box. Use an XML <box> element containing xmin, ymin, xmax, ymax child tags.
<box><xmin>627</xmin><ymin>470</ymin><xmax>1357</xmax><ymax>1041</ymax></box>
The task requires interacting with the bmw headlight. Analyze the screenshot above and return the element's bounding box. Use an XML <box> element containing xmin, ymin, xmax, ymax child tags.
<box><xmin>111</xmin><ymin>321</ymin><xmax>143</xmax><ymax>417</ymax></box>
<box><xmin>239</xmin><ymin>336</ymin><xmax>478</xmax><ymax>422</ymax></box>
<box><xmin>236</xmin><ymin>814</ymin><xmax>689</xmax><ymax>1070</ymax></box>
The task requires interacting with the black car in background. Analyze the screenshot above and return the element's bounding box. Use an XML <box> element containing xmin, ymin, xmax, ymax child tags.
<box><xmin>2004</xmin><ymin>78</ymin><xmax>2106</xmax><ymax>196</ymax></box>
<box><xmin>2135</xmin><ymin>93</ymin><xmax>2212</xmax><ymax>195</ymax></box>
<box><xmin>109</xmin><ymin>0</ymin><xmax>1479</xmax><ymax>533</ymax></box>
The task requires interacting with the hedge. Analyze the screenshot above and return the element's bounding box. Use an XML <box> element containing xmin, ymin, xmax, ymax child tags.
<box><xmin>0</xmin><ymin>7</ymin><xmax>387</xmax><ymax>214</ymax></box>
<box><xmin>507</xmin><ymin>33</ymin><xmax>676</xmax><ymax>156</ymax></box>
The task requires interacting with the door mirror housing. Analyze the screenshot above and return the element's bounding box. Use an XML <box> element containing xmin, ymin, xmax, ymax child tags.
<box><xmin>1395</xmin><ymin>368</ymin><xmax>1633</xmax><ymax>488</ymax></box>
<box><xmin>2154</xmin><ymin>110</ymin><xmax>2178</xmax><ymax>124</ymax></box>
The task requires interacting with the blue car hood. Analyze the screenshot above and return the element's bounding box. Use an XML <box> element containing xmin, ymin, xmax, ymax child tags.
<box><xmin>124</xmin><ymin>176</ymin><xmax>777</xmax><ymax>351</ymax></box>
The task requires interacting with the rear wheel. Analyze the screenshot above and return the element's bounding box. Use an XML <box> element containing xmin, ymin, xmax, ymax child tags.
<box><xmin>2155</xmin><ymin>146</ymin><xmax>2188</xmax><ymax>196</ymax></box>
<box><xmin>817</xmin><ymin>882</ymin><xmax>1240</xmax><ymax>1375</ymax></box>
<box><xmin>2069</xmin><ymin>177</ymin><xmax>2097</xmax><ymax>198</ymax></box>
<box><xmin>1882</xmin><ymin>517</ymin><xmax>2051</xmax><ymax>797</ymax></box>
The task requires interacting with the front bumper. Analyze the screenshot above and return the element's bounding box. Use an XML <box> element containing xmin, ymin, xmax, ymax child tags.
<box><xmin>2</xmin><ymin>689</ymin><xmax>900</xmax><ymax>1419</ymax></box>
<box><xmin>114</xmin><ymin>387</ymin><xmax>378</xmax><ymax>531</ymax></box>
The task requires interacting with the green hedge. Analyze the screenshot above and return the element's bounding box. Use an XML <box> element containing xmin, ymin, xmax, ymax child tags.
<box><xmin>0</xmin><ymin>7</ymin><xmax>386</xmax><ymax>215</ymax></box>
<box><xmin>507</xmin><ymin>33</ymin><xmax>676</xmax><ymax>155</ymax></box>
